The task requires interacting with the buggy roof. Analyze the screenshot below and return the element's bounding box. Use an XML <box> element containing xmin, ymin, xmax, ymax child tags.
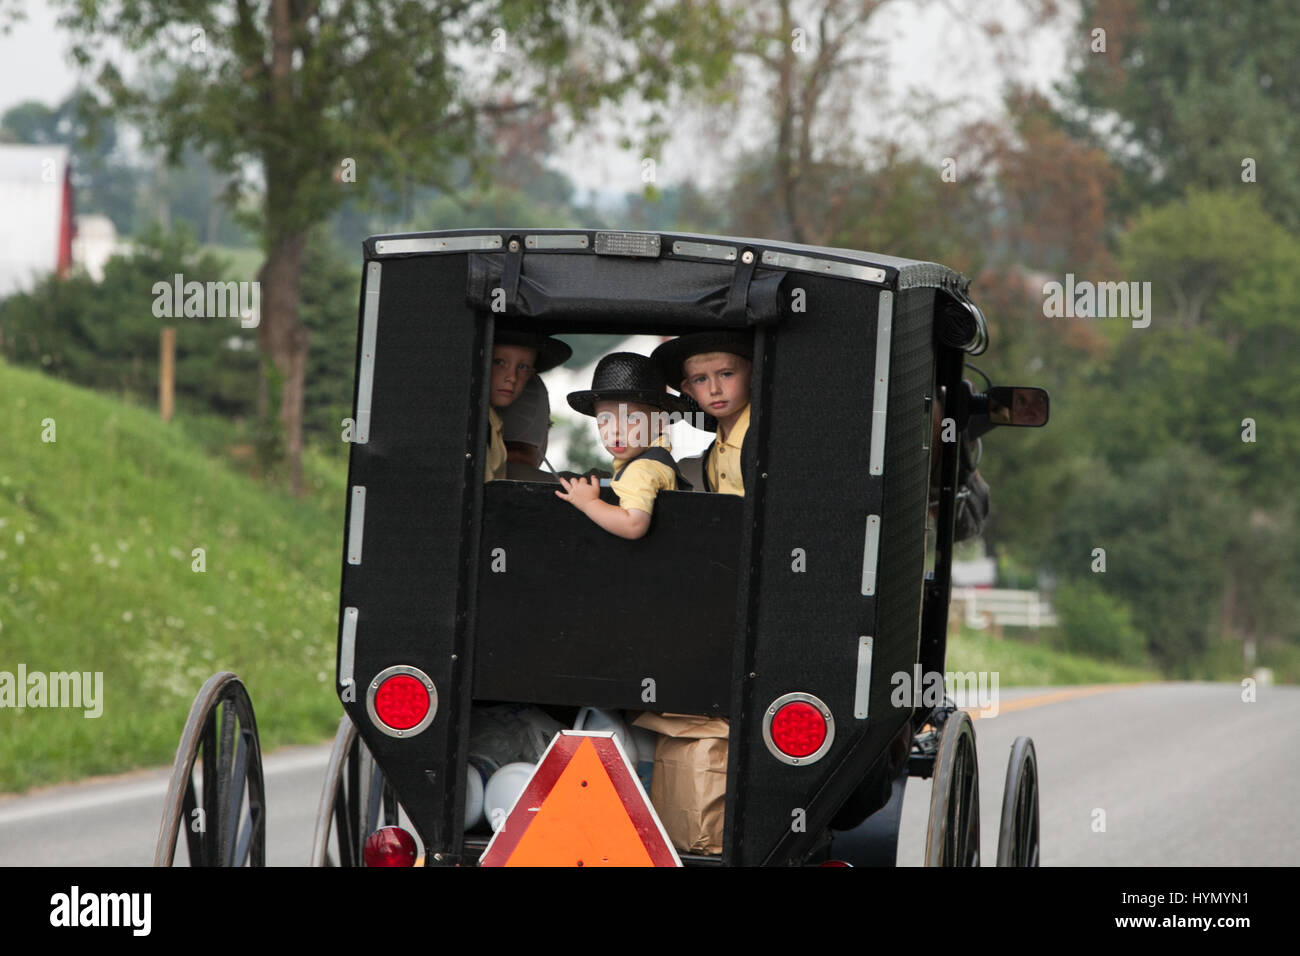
<box><xmin>698</xmin><ymin>231</ymin><xmax>971</xmax><ymax>292</ymax></box>
<box><xmin>363</xmin><ymin>227</ymin><xmax>972</xmax><ymax>295</ymax></box>
<box><xmin>362</xmin><ymin>226</ymin><xmax>987</xmax><ymax>352</ymax></box>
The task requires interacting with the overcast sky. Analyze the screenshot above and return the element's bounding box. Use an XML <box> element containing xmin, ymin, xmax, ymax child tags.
<box><xmin>1</xmin><ymin>0</ymin><xmax>1074</xmax><ymax>200</ymax></box>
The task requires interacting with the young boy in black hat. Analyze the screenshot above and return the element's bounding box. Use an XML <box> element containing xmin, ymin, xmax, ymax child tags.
<box><xmin>651</xmin><ymin>331</ymin><xmax>753</xmax><ymax>496</ymax></box>
<box><xmin>486</xmin><ymin>330</ymin><xmax>571</xmax><ymax>482</ymax></box>
<box><xmin>557</xmin><ymin>352</ymin><xmax>692</xmax><ymax>540</ymax></box>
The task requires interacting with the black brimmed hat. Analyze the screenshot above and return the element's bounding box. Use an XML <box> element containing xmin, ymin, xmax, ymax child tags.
<box><xmin>500</xmin><ymin>376</ymin><xmax>551</xmax><ymax>456</ymax></box>
<box><xmin>567</xmin><ymin>352</ymin><xmax>694</xmax><ymax>417</ymax></box>
<box><xmin>494</xmin><ymin>329</ymin><xmax>572</xmax><ymax>373</ymax></box>
<box><xmin>651</xmin><ymin>331</ymin><xmax>753</xmax><ymax>387</ymax></box>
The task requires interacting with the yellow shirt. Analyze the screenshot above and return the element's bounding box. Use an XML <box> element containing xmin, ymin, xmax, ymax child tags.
<box><xmin>706</xmin><ymin>404</ymin><xmax>749</xmax><ymax>496</ymax></box>
<box><xmin>609</xmin><ymin>434</ymin><xmax>677</xmax><ymax>515</ymax></box>
<box><xmin>486</xmin><ymin>406</ymin><xmax>507</xmax><ymax>482</ymax></box>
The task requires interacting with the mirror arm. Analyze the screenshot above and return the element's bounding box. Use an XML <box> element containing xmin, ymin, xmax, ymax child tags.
<box><xmin>953</xmin><ymin>379</ymin><xmax>977</xmax><ymax>432</ymax></box>
<box><xmin>966</xmin><ymin>412</ymin><xmax>997</xmax><ymax>441</ymax></box>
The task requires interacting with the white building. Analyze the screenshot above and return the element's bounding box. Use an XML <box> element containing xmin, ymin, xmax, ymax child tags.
<box><xmin>70</xmin><ymin>213</ymin><xmax>121</xmax><ymax>282</ymax></box>
<box><xmin>0</xmin><ymin>144</ymin><xmax>73</xmax><ymax>298</ymax></box>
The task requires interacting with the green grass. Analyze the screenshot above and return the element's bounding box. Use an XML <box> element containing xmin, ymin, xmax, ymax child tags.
<box><xmin>0</xmin><ymin>360</ymin><xmax>348</xmax><ymax>792</ymax></box>
<box><xmin>945</xmin><ymin>625</ymin><xmax>1161</xmax><ymax>686</ymax></box>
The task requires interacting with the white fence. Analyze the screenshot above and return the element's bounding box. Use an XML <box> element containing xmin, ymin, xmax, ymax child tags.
<box><xmin>950</xmin><ymin>587</ymin><xmax>1058</xmax><ymax>629</ymax></box>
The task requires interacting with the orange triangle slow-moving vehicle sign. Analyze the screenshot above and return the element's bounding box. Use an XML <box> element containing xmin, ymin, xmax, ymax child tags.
<box><xmin>479</xmin><ymin>730</ymin><xmax>682</xmax><ymax>867</ymax></box>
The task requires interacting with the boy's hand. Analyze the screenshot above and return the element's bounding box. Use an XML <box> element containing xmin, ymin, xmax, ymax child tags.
<box><xmin>555</xmin><ymin>474</ymin><xmax>601</xmax><ymax>510</ymax></box>
<box><xmin>556</xmin><ymin>475</ymin><xmax>651</xmax><ymax>540</ymax></box>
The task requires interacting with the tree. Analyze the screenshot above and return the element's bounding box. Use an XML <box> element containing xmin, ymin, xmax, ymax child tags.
<box><xmin>723</xmin><ymin>143</ymin><xmax>990</xmax><ymax>272</ymax></box>
<box><xmin>1117</xmin><ymin>188</ymin><xmax>1290</xmax><ymax>330</ymax></box>
<box><xmin>55</xmin><ymin>0</ymin><xmax>735</xmax><ymax>495</ymax></box>
<box><xmin>958</xmin><ymin>89</ymin><xmax>1119</xmax><ymax>279</ymax></box>
<box><xmin>299</xmin><ymin>232</ymin><xmax>367</xmax><ymax>449</ymax></box>
<box><xmin>1041</xmin><ymin>189</ymin><xmax>1300</xmax><ymax>674</ymax></box>
<box><xmin>1059</xmin><ymin>0</ymin><xmax>1300</xmax><ymax>231</ymax></box>
<box><xmin>0</xmin><ymin>223</ymin><xmax>258</xmax><ymax>415</ymax></box>
<box><xmin>1043</xmin><ymin>449</ymin><xmax>1248</xmax><ymax>674</ymax></box>
<box><xmin>1094</xmin><ymin>190</ymin><xmax>1300</xmax><ymax>496</ymax></box>
<box><xmin>701</xmin><ymin>0</ymin><xmax>1062</xmax><ymax>245</ymax></box>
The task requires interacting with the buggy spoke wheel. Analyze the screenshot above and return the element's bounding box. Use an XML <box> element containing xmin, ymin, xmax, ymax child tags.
<box><xmin>996</xmin><ymin>736</ymin><xmax>1040</xmax><ymax>867</ymax></box>
<box><xmin>923</xmin><ymin>710</ymin><xmax>979</xmax><ymax>867</ymax></box>
<box><xmin>310</xmin><ymin>716</ymin><xmax>403</xmax><ymax>866</ymax></box>
<box><xmin>155</xmin><ymin>672</ymin><xmax>265</xmax><ymax>867</ymax></box>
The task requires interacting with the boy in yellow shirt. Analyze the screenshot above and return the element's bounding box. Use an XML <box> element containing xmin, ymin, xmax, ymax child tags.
<box><xmin>556</xmin><ymin>352</ymin><xmax>692</xmax><ymax>539</ymax></box>
<box><xmin>652</xmin><ymin>332</ymin><xmax>753</xmax><ymax>496</ymax></box>
<box><xmin>485</xmin><ymin>330</ymin><xmax>570</xmax><ymax>482</ymax></box>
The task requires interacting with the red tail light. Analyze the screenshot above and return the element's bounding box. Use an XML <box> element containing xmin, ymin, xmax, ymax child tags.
<box><xmin>762</xmin><ymin>693</ymin><xmax>835</xmax><ymax>765</ymax></box>
<box><xmin>363</xmin><ymin>826</ymin><xmax>418</xmax><ymax>867</ymax></box>
<box><xmin>375</xmin><ymin>674</ymin><xmax>428</xmax><ymax>729</ymax></box>
<box><xmin>366</xmin><ymin>665</ymin><xmax>437</xmax><ymax>737</ymax></box>
<box><xmin>771</xmin><ymin>701</ymin><xmax>826</xmax><ymax>756</ymax></box>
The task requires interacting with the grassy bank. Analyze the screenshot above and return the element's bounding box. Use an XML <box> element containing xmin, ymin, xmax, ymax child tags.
<box><xmin>946</xmin><ymin>625</ymin><xmax>1161</xmax><ymax>685</ymax></box>
<box><xmin>0</xmin><ymin>361</ymin><xmax>347</xmax><ymax>792</ymax></box>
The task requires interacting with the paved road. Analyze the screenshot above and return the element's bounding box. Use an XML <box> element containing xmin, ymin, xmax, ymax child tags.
<box><xmin>2</xmin><ymin>682</ymin><xmax>1296</xmax><ymax>865</ymax></box>
<box><xmin>895</xmin><ymin>682</ymin><xmax>1300</xmax><ymax>866</ymax></box>
<box><xmin>0</xmin><ymin>744</ymin><xmax>332</xmax><ymax>867</ymax></box>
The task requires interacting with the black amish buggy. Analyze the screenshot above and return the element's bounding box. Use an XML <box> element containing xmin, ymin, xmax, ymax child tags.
<box><xmin>153</xmin><ymin>228</ymin><xmax>1049</xmax><ymax>867</ymax></box>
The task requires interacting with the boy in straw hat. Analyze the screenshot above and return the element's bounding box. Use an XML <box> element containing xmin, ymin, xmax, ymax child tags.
<box><xmin>557</xmin><ymin>352</ymin><xmax>693</xmax><ymax>540</ymax></box>
<box><xmin>485</xmin><ymin>329</ymin><xmax>571</xmax><ymax>482</ymax></box>
<box><xmin>651</xmin><ymin>331</ymin><xmax>753</xmax><ymax>496</ymax></box>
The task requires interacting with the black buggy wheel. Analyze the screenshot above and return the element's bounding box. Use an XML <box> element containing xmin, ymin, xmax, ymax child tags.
<box><xmin>923</xmin><ymin>709</ymin><xmax>979</xmax><ymax>867</ymax></box>
<box><xmin>996</xmin><ymin>736</ymin><xmax>1040</xmax><ymax>867</ymax></box>
<box><xmin>310</xmin><ymin>715</ymin><xmax>402</xmax><ymax>866</ymax></box>
<box><xmin>154</xmin><ymin>672</ymin><xmax>266</xmax><ymax>867</ymax></box>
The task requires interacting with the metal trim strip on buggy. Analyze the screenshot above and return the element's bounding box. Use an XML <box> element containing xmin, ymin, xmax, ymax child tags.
<box><xmin>373</xmin><ymin>235</ymin><xmax>503</xmax><ymax>255</ymax></box>
<box><xmin>672</xmin><ymin>240</ymin><xmax>738</xmax><ymax>262</ymax></box>
<box><xmin>354</xmin><ymin>261</ymin><xmax>381</xmax><ymax>444</ymax></box>
<box><xmin>860</xmin><ymin>513</ymin><xmax>881</xmax><ymax>596</ymax></box>
<box><xmin>347</xmin><ymin>486</ymin><xmax>365</xmax><ymax>565</ymax></box>
<box><xmin>340</xmin><ymin>607</ymin><xmax>358</xmax><ymax>691</ymax></box>
<box><xmin>760</xmin><ymin>249</ymin><xmax>887</xmax><ymax>284</ymax></box>
<box><xmin>869</xmin><ymin>289</ymin><xmax>893</xmax><ymax>475</ymax></box>
<box><xmin>855</xmin><ymin>636</ymin><xmax>873</xmax><ymax>719</ymax></box>
<box><xmin>525</xmin><ymin>233</ymin><xmax>589</xmax><ymax>250</ymax></box>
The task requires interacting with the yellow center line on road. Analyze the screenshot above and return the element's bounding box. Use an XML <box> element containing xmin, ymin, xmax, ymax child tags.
<box><xmin>960</xmin><ymin>682</ymin><xmax>1148</xmax><ymax>719</ymax></box>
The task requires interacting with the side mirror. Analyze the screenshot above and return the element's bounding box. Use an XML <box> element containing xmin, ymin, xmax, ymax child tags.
<box><xmin>987</xmin><ymin>386</ymin><xmax>1049</xmax><ymax>427</ymax></box>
